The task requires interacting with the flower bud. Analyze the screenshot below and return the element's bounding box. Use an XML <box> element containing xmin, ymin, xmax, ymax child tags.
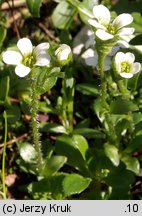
<box><xmin>55</xmin><ymin>44</ymin><xmax>72</xmax><ymax>66</ymax></box>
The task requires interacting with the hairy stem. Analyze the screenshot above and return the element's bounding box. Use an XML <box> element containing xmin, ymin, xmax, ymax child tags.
<box><xmin>30</xmin><ymin>77</ymin><xmax>43</xmax><ymax>173</ymax></box>
<box><xmin>98</xmin><ymin>53</ymin><xmax>117</xmax><ymax>145</ymax></box>
<box><xmin>2</xmin><ymin>111</ymin><xmax>7</xmax><ymax>200</ymax></box>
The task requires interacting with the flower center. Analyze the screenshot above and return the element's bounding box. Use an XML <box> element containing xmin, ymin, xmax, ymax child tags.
<box><xmin>107</xmin><ymin>24</ymin><xmax>116</xmax><ymax>35</ymax></box>
<box><xmin>121</xmin><ymin>61</ymin><xmax>131</xmax><ymax>73</ymax></box>
<box><xmin>22</xmin><ymin>53</ymin><xmax>36</xmax><ymax>68</ymax></box>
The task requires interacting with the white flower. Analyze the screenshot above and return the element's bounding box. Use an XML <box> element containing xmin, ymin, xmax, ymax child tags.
<box><xmin>88</xmin><ymin>5</ymin><xmax>134</xmax><ymax>43</ymax></box>
<box><xmin>55</xmin><ymin>44</ymin><xmax>72</xmax><ymax>66</ymax></box>
<box><xmin>82</xmin><ymin>48</ymin><xmax>111</xmax><ymax>71</ymax></box>
<box><xmin>73</xmin><ymin>26</ymin><xmax>126</xmax><ymax>71</ymax></box>
<box><xmin>114</xmin><ymin>52</ymin><xmax>141</xmax><ymax>78</ymax></box>
<box><xmin>2</xmin><ymin>38</ymin><xmax>51</xmax><ymax>77</ymax></box>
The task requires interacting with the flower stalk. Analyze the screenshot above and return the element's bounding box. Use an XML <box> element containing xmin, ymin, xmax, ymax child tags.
<box><xmin>98</xmin><ymin>52</ymin><xmax>117</xmax><ymax>145</ymax></box>
<box><xmin>30</xmin><ymin>72</ymin><xmax>43</xmax><ymax>173</ymax></box>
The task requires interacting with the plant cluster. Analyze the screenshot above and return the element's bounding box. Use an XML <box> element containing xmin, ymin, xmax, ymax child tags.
<box><xmin>0</xmin><ymin>0</ymin><xmax>142</xmax><ymax>200</ymax></box>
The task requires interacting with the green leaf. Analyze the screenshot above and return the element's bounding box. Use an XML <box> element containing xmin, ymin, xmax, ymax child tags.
<box><xmin>133</xmin><ymin>113</ymin><xmax>142</xmax><ymax>125</ymax></box>
<box><xmin>131</xmin><ymin>12</ymin><xmax>142</xmax><ymax>34</ymax></box>
<box><xmin>124</xmin><ymin>135</ymin><xmax>142</xmax><ymax>153</ymax></box>
<box><xmin>76</xmin><ymin>83</ymin><xmax>99</xmax><ymax>96</ymax></box>
<box><xmin>104</xmin><ymin>144</ymin><xmax>120</xmax><ymax>167</ymax></box>
<box><xmin>26</xmin><ymin>0</ymin><xmax>42</xmax><ymax>17</ymax></box>
<box><xmin>43</xmin><ymin>156</ymin><xmax>67</xmax><ymax>177</ymax></box>
<box><xmin>92</xmin><ymin>99</ymin><xmax>104</xmax><ymax>122</ymax></box>
<box><xmin>0</xmin><ymin>26</ymin><xmax>6</xmax><ymax>45</ymax></box>
<box><xmin>110</xmin><ymin>98</ymin><xmax>138</xmax><ymax>114</ymax></box>
<box><xmin>105</xmin><ymin>163</ymin><xmax>135</xmax><ymax>199</ymax></box>
<box><xmin>72</xmin><ymin>135</ymin><xmax>89</xmax><ymax>160</ymax></box>
<box><xmin>6</xmin><ymin>105</ymin><xmax>21</xmax><ymax>123</ymax></box>
<box><xmin>73</xmin><ymin>128</ymin><xmax>105</xmax><ymax>139</ymax></box>
<box><xmin>36</xmin><ymin>68</ymin><xmax>58</xmax><ymax>95</ymax></box>
<box><xmin>52</xmin><ymin>1</ymin><xmax>76</xmax><ymax>29</ymax></box>
<box><xmin>16</xmin><ymin>158</ymin><xmax>36</xmax><ymax>175</ymax></box>
<box><xmin>55</xmin><ymin>135</ymin><xmax>88</xmax><ymax>173</ymax></box>
<box><xmin>63</xmin><ymin>174</ymin><xmax>91</xmax><ymax>196</ymax></box>
<box><xmin>18</xmin><ymin>142</ymin><xmax>37</xmax><ymax>164</ymax></box>
<box><xmin>28</xmin><ymin>173</ymin><xmax>68</xmax><ymax>199</ymax></box>
<box><xmin>39</xmin><ymin>122</ymin><xmax>67</xmax><ymax>134</ymax></box>
<box><xmin>128</xmin><ymin>72</ymin><xmax>140</xmax><ymax>91</ymax></box>
<box><xmin>77</xmin><ymin>0</ymin><xmax>98</xmax><ymax>24</ymax></box>
<box><xmin>121</xmin><ymin>154</ymin><xmax>140</xmax><ymax>174</ymax></box>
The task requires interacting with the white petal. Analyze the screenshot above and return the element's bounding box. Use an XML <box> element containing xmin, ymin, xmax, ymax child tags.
<box><xmin>87</xmin><ymin>29</ymin><xmax>94</xmax><ymax>37</ymax></box>
<box><xmin>85</xmin><ymin>35</ymin><xmax>95</xmax><ymax>49</ymax></box>
<box><xmin>55</xmin><ymin>44</ymin><xmax>71</xmax><ymax>61</ymax></box>
<box><xmin>96</xmin><ymin>29</ymin><xmax>114</xmax><ymax>40</ymax></box>
<box><xmin>2</xmin><ymin>50</ymin><xmax>22</xmax><ymax>65</ymax></box>
<box><xmin>34</xmin><ymin>42</ymin><xmax>50</xmax><ymax>55</ymax></box>
<box><xmin>35</xmin><ymin>54</ymin><xmax>51</xmax><ymax>66</ymax></box>
<box><xmin>119</xmin><ymin>34</ymin><xmax>135</xmax><ymax>42</ymax></box>
<box><xmin>73</xmin><ymin>44</ymin><xmax>84</xmax><ymax>55</ymax></box>
<box><xmin>88</xmin><ymin>19</ymin><xmax>106</xmax><ymax>30</ymax></box>
<box><xmin>93</xmin><ymin>5</ymin><xmax>110</xmax><ymax>25</ymax></box>
<box><xmin>115</xmin><ymin>52</ymin><xmax>125</xmax><ymax>72</ymax></box>
<box><xmin>117</xmin><ymin>40</ymin><xmax>130</xmax><ymax>48</ymax></box>
<box><xmin>118</xmin><ymin>27</ymin><xmax>135</xmax><ymax>36</ymax></box>
<box><xmin>82</xmin><ymin>49</ymin><xmax>98</xmax><ymax>67</ymax></box>
<box><xmin>113</xmin><ymin>14</ymin><xmax>133</xmax><ymax>30</ymax></box>
<box><xmin>120</xmin><ymin>72</ymin><xmax>133</xmax><ymax>78</ymax></box>
<box><xmin>131</xmin><ymin>62</ymin><xmax>141</xmax><ymax>74</ymax></box>
<box><xmin>125</xmin><ymin>52</ymin><xmax>135</xmax><ymax>64</ymax></box>
<box><xmin>17</xmin><ymin>38</ymin><xmax>33</xmax><ymax>55</ymax></box>
<box><xmin>15</xmin><ymin>64</ymin><xmax>31</xmax><ymax>77</ymax></box>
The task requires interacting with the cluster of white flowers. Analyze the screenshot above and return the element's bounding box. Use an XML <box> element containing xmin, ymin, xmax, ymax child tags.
<box><xmin>88</xmin><ymin>5</ymin><xmax>134</xmax><ymax>46</ymax></box>
<box><xmin>2</xmin><ymin>38</ymin><xmax>72</xmax><ymax>77</ymax></box>
<box><xmin>73</xmin><ymin>26</ymin><xmax>124</xmax><ymax>71</ymax></box>
<box><xmin>73</xmin><ymin>4</ymin><xmax>141</xmax><ymax>79</ymax></box>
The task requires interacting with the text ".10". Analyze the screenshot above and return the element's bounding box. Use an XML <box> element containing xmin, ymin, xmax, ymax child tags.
<box><xmin>126</xmin><ymin>204</ymin><xmax>139</xmax><ymax>213</ymax></box>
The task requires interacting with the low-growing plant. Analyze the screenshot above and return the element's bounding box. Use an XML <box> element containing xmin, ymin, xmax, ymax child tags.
<box><xmin>0</xmin><ymin>0</ymin><xmax>142</xmax><ymax>200</ymax></box>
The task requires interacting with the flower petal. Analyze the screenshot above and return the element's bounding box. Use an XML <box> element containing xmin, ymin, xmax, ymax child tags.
<box><xmin>125</xmin><ymin>52</ymin><xmax>135</xmax><ymax>64</ymax></box>
<box><xmin>55</xmin><ymin>44</ymin><xmax>71</xmax><ymax>61</ymax></box>
<box><xmin>119</xmin><ymin>34</ymin><xmax>135</xmax><ymax>42</ymax></box>
<box><xmin>85</xmin><ymin>34</ymin><xmax>95</xmax><ymax>49</ymax></box>
<box><xmin>117</xmin><ymin>40</ymin><xmax>130</xmax><ymax>48</ymax></box>
<box><xmin>35</xmin><ymin>53</ymin><xmax>51</xmax><ymax>66</ymax></box>
<box><xmin>88</xmin><ymin>19</ymin><xmax>106</xmax><ymax>30</ymax></box>
<box><xmin>114</xmin><ymin>52</ymin><xmax>125</xmax><ymax>72</ymax></box>
<box><xmin>113</xmin><ymin>14</ymin><xmax>133</xmax><ymax>30</ymax></box>
<box><xmin>34</xmin><ymin>42</ymin><xmax>50</xmax><ymax>55</ymax></box>
<box><xmin>117</xmin><ymin>27</ymin><xmax>135</xmax><ymax>36</ymax></box>
<box><xmin>2</xmin><ymin>50</ymin><xmax>22</xmax><ymax>65</ymax></box>
<box><xmin>17</xmin><ymin>38</ymin><xmax>33</xmax><ymax>55</ymax></box>
<box><xmin>15</xmin><ymin>64</ymin><xmax>31</xmax><ymax>77</ymax></box>
<box><xmin>131</xmin><ymin>62</ymin><xmax>141</xmax><ymax>74</ymax></box>
<box><xmin>73</xmin><ymin>44</ymin><xmax>84</xmax><ymax>55</ymax></box>
<box><xmin>81</xmin><ymin>49</ymin><xmax>98</xmax><ymax>67</ymax></box>
<box><xmin>93</xmin><ymin>5</ymin><xmax>110</xmax><ymax>25</ymax></box>
<box><xmin>96</xmin><ymin>29</ymin><xmax>114</xmax><ymax>40</ymax></box>
<box><xmin>120</xmin><ymin>72</ymin><xmax>133</xmax><ymax>78</ymax></box>
<box><xmin>104</xmin><ymin>56</ymin><xmax>111</xmax><ymax>71</ymax></box>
